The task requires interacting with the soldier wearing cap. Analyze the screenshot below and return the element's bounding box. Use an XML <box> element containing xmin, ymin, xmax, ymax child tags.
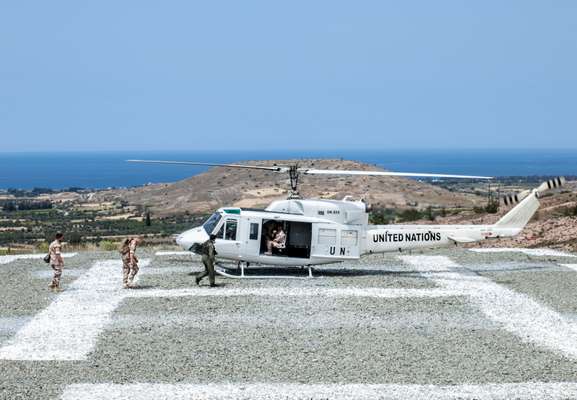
<box><xmin>195</xmin><ymin>234</ymin><xmax>217</xmax><ymax>287</ymax></box>
<box><xmin>48</xmin><ymin>232</ymin><xmax>64</xmax><ymax>291</ymax></box>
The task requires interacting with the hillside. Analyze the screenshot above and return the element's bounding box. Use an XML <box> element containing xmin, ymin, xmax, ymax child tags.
<box><xmin>94</xmin><ymin>159</ymin><xmax>483</xmax><ymax>216</ymax></box>
<box><xmin>408</xmin><ymin>180</ymin><xmax>577</xmax><ymax>251</ymax></box>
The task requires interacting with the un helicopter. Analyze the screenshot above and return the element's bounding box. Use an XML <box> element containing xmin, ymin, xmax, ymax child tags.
<box><xmin>129</xmin><ymin>159</ymin><xmax>565</xmax><ymax>278</ymax></box>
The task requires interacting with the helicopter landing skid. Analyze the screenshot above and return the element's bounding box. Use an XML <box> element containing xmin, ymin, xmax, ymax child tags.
<box><xmin>215</xmin><ymin>262</ymin><xmax>315</xmax><ymax>279</ymax></box>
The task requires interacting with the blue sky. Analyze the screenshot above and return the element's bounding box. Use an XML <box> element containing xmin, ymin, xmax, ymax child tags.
<box><xmin>1</xmin><ymin>1</ymin><xmax>576</xmax><ymax>152</ymax></box>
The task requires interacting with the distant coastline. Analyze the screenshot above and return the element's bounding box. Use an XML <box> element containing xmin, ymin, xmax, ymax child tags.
<box><xmin>0</xmin><ymin>149</ymin><xmax>576</xmax><ymax>190</ymax></box>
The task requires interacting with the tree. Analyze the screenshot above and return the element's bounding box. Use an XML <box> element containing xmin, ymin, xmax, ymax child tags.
<box><xmin>425</xmin><ymin>206</ymin><xmax>435</xmax><ymax>221</ymax></box>
<box><xmin>2</xmin><ymin>202</ymin><xmax>16</xmax><ymax>212</ymax></box>
<box><xmin>145</xmin><ymin>212</ymin><xmax>151</xmax><ymax>227</ymax></box>
<box><xmin>68</xmin><ymin>231</ymin><xmax>83</xmax><ymax>245</ymax></box>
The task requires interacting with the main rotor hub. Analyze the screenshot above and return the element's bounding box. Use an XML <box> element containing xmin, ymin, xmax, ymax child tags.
<box><xmin>288</xmin><ymin>165</ymin><xmax>301</xmax><ymax>199</ymax></box>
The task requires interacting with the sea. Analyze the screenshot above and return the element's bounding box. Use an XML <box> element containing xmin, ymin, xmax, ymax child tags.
<box><xmin>0</xmin><ymin>149</ymin><xmax>576</xmax><ymax>190</ymax></box>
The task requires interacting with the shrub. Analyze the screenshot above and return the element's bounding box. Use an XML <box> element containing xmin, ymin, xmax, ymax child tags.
<box><xmin>561</xmin><ymin>205</ymin><xmax>577</xmax><ymax>217</ymax></box>
<box><xmin>99</xmin><ymin>240</ymin><xmax>119</xmax><ymax>251</ymax></box>
<box><xmin>398</xmin><ymin>209</ymin><xmax>423</xmax><ymax>222</ymax></box>
<box><xmin>68</xmin><ymin>231</ymin><xmax>83</xmax><ymax>245</ymax></box>
<box><xmin>369</xmin><ymin>208</ymin><xmax>395</xmax><ymax>225</ymax></box>
<box><xmin>37</xmin><ymin>242</ymin><xmax>49</xmax><ymax>252</ymax></box>
<box><xmin>485</xmin><ymin>200</ymin><xmax>499</xmax><ymax>214</ymax></box>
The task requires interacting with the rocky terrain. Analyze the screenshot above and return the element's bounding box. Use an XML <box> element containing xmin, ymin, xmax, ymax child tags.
<box><xmin>410</xmin><ymin>180</ymin><xmax>577</xmax><ymax>251</ymax></box>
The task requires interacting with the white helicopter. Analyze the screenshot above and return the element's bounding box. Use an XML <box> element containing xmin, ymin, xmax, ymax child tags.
<box><xmin>129</xmin><ymin>160</ymin><xmax>565</xmax><ymax>277</ymax></box>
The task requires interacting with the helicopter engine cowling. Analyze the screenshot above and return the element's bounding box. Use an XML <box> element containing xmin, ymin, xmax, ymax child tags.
<box><xmin>266</xmin><ymin>198</ymin><xmax>369</xmax><ymax>225</ymax></box>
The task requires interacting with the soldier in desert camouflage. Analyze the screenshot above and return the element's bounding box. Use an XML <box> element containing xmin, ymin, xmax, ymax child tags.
<box><xmin>120</xmin><ymin>237</ymin><xmax>142</xmax><ymax>288</ymax></box>
<box><xmin>48</xmin><ymin>232</ymin><xmax>65</xmax><ymax>291</ymax></box>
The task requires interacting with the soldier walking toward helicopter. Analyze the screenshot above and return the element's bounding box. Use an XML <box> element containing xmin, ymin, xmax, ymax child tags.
<box><xmin>195</xmin><ymin>234</ymin><xmax>217</xmax><ymax>287</ymax></box>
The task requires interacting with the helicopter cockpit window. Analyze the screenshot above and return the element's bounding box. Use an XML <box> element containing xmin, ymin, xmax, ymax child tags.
<box><xmin>225</xmin><ymin>219</ymin><xmax>238</xmax><ymax>240</ymax></box>
<box><xmin>203</xmin><ymin>213</ymin><xmax>222</xmax><ymax>235</ymax></box>
<box><xmin>249</xmin><ymin>223</ymin><xmax>259</xmax><ymax>240</ymax></box>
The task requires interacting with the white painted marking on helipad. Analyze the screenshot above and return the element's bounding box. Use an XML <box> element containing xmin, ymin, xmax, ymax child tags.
<box><xmin>155</xmin><ymin>251</ymin><xmax>191</xmax><ymax>256</ymax></box>
<box><xmin>0</xmin><ymin>258</ymin><xmax>150</xmax><ymax>361</ymax></box>
<box><xmin>128</xmin><ymin>287</ymin><xmax>466</xmax><ymax>299</ymax></box>
<box><xmin>560</xmin><ymin>264</ymin><xmax>577</xmax><ymax>272</ymax></box>
<box><xmin>60</xmin><ymin>382</ymin><xmax>577</xmax><ymax>400</ymax></box>
<box><xmin>32</xmin><ymin>269</ymin><xmax>85</xmax><ymax>279</ymax></box>
<box><xmin>31</xmin><ymin>266</ymin><xmax>190</xmax><ymax>279</ymax></box>
<box><xmin>401</xmin><ymin>255</ymin><xmax>577</xmax><ymax>359</ymax></box>
<box><xmin>0</xmin><ymin>252</ymin><xmax>77</xmax><ymax>265</ymax></box>
<box><xmin>470</xmin><ymin>248</ymin><xmax>575</xmax><ymax>257</ymax></box>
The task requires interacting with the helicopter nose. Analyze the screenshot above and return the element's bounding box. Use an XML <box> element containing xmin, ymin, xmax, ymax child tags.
<box><xmin>176</xmin><ymin>227</ymin><xmax>209</xmax><ymax>251</ymax></box>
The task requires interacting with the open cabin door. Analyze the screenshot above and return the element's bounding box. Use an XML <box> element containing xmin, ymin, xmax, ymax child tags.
<box><xmin>260</xmin><ymin>219</ymin><xmax>312</xmax><ymax>259</ymax></box>
<box><xmin>311</xmin><ymin>224</ymin><xmax>360</xmax><ymax>259</ymax></box>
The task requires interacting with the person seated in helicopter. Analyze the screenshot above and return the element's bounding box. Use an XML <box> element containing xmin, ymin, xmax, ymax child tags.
<box><xmin>265</xmin><ymin>224</ymin><xmax>286</xmax><ymax>255</ymax></box>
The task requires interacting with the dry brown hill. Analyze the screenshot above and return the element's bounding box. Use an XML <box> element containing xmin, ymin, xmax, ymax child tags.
<box><xmin>94</xmin><ymin>159</ymin><xmax>482</xmax><ymax>217</ymax></box>
<box><xmin>408</xmin><ymin>180</ymin><xmax>577</xmax><ymax>251</ymax></box>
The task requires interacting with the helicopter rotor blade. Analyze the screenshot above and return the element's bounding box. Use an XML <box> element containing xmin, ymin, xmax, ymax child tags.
<box><xmin>127</xmin><ymin>160</ymin><xmax>287</xmax><ymax>172</ymax></box>
<box><xmin>300</xmin><ymin>169</ymin><xmax>493</xmax><ymax>180</ymax></box>
<box><xmin>127</xmin><ymin>160</ymin><xmax>492</xmax><ymax>180</ymax></box>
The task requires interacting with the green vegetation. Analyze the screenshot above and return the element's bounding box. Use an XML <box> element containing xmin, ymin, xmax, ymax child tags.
<box><xmin>370</xmin><ymin>206</ymin><xmax>452</xmax><ymax>224</ymax></box>
<box><xmin>561</xmin><ymin>205</ymin><xmax>577</xmax><ymax>217</ymax></box>
<box><xmin>0</xmin><ymin>198</ymin><xmax>207</xmax><ymax>246</ymax></box>
<box><xmin>369</xmin><ymin>208</ymin><xmax>395</xmax><ymax>225</ymax></box>
<box><xmin>99</xmin><ymin>240</ymin><xmax>119</xmax><ymax>251</ymax></box>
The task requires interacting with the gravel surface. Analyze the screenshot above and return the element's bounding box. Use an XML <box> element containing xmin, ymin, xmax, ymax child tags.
<box><xmin>2</xmin><ymin>248</ymin><xmax>577</xmax><ymax>399</ymax></box>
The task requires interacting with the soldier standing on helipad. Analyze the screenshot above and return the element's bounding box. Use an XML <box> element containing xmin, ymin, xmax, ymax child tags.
<box><xmin>48</xmin><ymin>232</ymin><xmax>64</xmax><ymax>291</ymax></box>
<box><xmin>195</xmin><ymin>234</ymin><xmax>217</xmax><ymax>287</ymax></box>
<box><xmin>120</xmin><ymin>236</ymin><xmax>142</xmax><ymax>288</ymax></box>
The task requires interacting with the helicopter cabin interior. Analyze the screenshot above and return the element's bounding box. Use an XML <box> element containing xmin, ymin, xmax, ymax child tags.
<box><xmin>260</xmin><ymin>219</ymin><xmax>312</xmax><ymax>258</ymax></box>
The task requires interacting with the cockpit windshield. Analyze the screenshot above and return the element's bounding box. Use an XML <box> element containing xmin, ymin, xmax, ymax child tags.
<box><xmin>202</xmin><ymin>213</ymin><xmax>222</xmax><ymax>235</ymax></box>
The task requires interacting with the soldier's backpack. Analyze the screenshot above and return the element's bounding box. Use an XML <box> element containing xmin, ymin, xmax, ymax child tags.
<box><xmin>190</xmin><ymin>242</ymin><xmax>208</xmax><ymax>256</ymax></box>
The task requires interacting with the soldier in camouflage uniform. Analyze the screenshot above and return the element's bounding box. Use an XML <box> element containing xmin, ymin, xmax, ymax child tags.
<box><xmin>195</xmin><ymin>234</ymin><xmax>217</xmax><ymax>287</ymax></box>
<box><xmin>120</xmin><ymin>237</ymin><xmax>142</xmax><ymax>288</ymax></box>
<box><xmin>48</xmin><ymin>232</ymin><xmax>64</xmax><ymax>291</ymax></box>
